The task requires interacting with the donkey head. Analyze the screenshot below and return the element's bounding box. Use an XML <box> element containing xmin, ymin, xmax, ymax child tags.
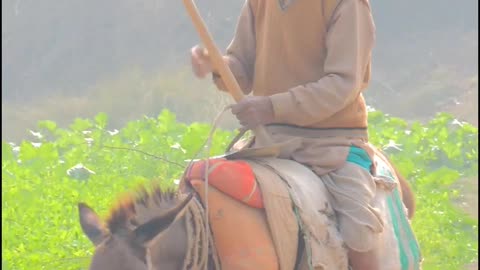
<box><xmin>78</xmin><ymin>192</ymin><xmax>193</xmax><ymax>270</ymax></box>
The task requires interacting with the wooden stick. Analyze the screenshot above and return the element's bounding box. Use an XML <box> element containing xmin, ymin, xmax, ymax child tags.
<box><xmin>182</xmin><ymin>0</ymin><xmax>272</xmax><ymax>146</ymax></box>
<box><xmin>182</xmin><ymin>0</ymin><xmax>244</xmax><ymax>102</ymax></box>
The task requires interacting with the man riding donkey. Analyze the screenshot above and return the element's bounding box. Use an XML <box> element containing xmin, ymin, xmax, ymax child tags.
<box><xmin>190</xmin><ymin>0</ymin><xmax>414</xmax><ymax>269</ymax></box>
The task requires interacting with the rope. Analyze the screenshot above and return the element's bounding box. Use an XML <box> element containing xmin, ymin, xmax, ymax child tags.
<box><xmin>224</xmin><ymin>127</ymin><xmax>249</xmax><ymax>153</ymax></box>
<box><xmin>182</xmin><ymin>198</ymin><xmax>221</xmax><ymax>270</ymax></box>
<box><xmin>180</xmin><ymin>104</ymin><xmax>234</xmax><ymax>269</ymax></box>
<box><xmin>203</xmin><ymin>104</ymin><xmax>234</xmax><ymax>267</ymax></box>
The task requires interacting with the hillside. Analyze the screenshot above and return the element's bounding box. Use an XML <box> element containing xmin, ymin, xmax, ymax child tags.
<box><xmin>1</xmin><ymin>0</ymin><xmax>478</xmax><ymax>141</ymax></box>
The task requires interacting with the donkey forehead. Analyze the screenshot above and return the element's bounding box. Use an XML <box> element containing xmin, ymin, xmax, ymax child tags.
<box><xmin>90</xmin><ymin>237</ymin><xmax>147</xmax><ymax>270</ymax></box>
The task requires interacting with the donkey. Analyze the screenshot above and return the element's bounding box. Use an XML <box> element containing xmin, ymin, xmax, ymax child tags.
<box><xmin>78</xmin><ymin>187</ymin><xmax>221</xmax><ymax>270</ymax></box>
<box><xmin>78</xmin><ymin>169</ymin><xmax>416</xmax><ymax>270</ymax></box>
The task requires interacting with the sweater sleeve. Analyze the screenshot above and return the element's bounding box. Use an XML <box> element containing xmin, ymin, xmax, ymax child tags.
<box><xmin>220</xmin><ymin>0</ymin><xmax>256</xmax><ymax>95</ymax></box>
<box><xmin>269</xmin><ymin>0</ymin><xmax>375</xmax><ymax>126</ymax></box>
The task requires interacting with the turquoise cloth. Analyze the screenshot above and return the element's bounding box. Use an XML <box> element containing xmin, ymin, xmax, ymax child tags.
<box><xmin>346</xmin><ymin>146</ymin><xmax>372</xmax><ymax>172</ymax></box>
<box><xmin>346</xmin><ymin>146</ymin><xmax>422</xmax><ymax>269</ymax></box>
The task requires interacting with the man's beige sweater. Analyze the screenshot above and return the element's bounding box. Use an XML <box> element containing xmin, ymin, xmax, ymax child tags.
<box><xmin>223</xmin><ymin>0</ymin><xmax>375</xmax><ymax>130</ymax></box>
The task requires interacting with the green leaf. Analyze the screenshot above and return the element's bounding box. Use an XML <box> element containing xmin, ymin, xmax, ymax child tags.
<box><xmin>2</xmin><ymin>141</ymin><xmax>15</xmax><ymax>161</ymax></box>
<box><xmin>420</xmin><ymin>167</ymin><xmax>461</xmax><ymax>187</ymax></box>
<box><xmin>158</xmin><ymin>109</ymin><xmax>176</xmax><ymax>128</ymax></box>
<box><xmin>37</xmin><ymin>120</ymin><xmax>57</xmax><ymax>132</ymax></box>
<box><xmin>69</xmin><ymin>118</ymin><xmax>93</xmax><ymax>132</ymax></box>
<box><xmin>18</xmin><ymin>141</ymin><xmax>38</xmax><ymax>162</ymax></box>
<box><xmin>94</xmin><ymin>112</ymin><xmax>109</xmax><ymax>129</ymax></box>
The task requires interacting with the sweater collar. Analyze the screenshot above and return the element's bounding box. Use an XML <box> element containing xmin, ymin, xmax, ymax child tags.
<box><xmin>278</xmin><ymin>0</ymin><xmax>296</xmax><ymax>11</ymax></box>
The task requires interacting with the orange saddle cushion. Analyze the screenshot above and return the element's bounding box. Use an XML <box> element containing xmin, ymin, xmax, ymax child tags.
<box><xmin>182</xmin><ymin>158</ymin><xmax>279</xmax><ymax>270</ymax></box>
<box><xmin>188</xmin><ymin>179</ymin><xmax>278</xmax><ymax>270</ymax></box>
<box><xmin>184</xmin><ymin>158</ymin><xmax>264</xmax><ymax>208</ymax></box>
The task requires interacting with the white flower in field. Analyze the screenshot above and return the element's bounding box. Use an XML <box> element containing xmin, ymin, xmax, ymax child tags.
<box><xmin>67</xmin><ymin>163</ymin><xmax>96</xmax><ymax>181</ymax></box>
<box><xmin>108</xmin><ymin>129</ymin><xmax>119</xmax><ymax>136</ymax></box>
<box><xmin>9</xmin><ymin>143</ymin><xmax>20</xmax><ymax>157</ymax></box>
<box><xmin>383</xmin><ymin>140</ymin><xmax>402</xmax><ymax>151</ymax></box>
<box><xmin>173</xmin><ymin>179</ymin><xmax>180</xmax><ymax>185</ymax></box>
<box><xmin>451</xmin><ymin>119</ymin><xmax>465</xmax><ymax>127</ymax></box>
<box><xmin>31</xmin><ymin>142</ymin><xmax>42</xmax><ymax>148</ymax></box>
<box><xmin>29</xmin><ymin>130</ymin><xmax>43</xmax><ymax>139</ymax></box>
<box><xmin>170</xmin><ymin>143</ymin><xmax>186</xmax><ymax>153</ymax></box>
<box><xmin>405</xmin><ymin>130</ymin><xmax>412</xmax><ymax>135</ymax></box>
<box><xmin>82</xmin><ymin>130</ymin><xmax>92</xmax><ymax>135</ymax></box>
<box><xmin>85</xmin><ymin>138</ymin><xmax>94</xmax><ymax>145</ymax></box>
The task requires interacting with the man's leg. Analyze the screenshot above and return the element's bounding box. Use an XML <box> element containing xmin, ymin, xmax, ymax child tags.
<box><xmin>316</xmin><ymin>162</ymin><xmax>383</xmax><ymax>270</ymax></box>
<box><xmin>348</xmin><ymin>248</ymin><xmax>379</xmax><ymax>270</ymax></box>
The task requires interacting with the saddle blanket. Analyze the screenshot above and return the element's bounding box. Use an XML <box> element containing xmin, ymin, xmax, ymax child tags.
<box><xmin>184</xmin><ymin>154</ymin><xmax>422</xmax><ymax>270</ymax></box>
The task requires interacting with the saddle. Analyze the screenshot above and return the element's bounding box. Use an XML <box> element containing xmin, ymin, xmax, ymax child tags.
<box><xmin>180</xmin><ymin>144</ymin><xmax>422</xmax><ymax>270</ymax></box>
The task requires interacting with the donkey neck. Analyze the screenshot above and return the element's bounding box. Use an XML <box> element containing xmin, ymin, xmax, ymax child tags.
<box><xmin>148</xmin><ymin>198</ymin><xmax>221</xmax><ymax>270</ymax></box>
<box><xmin>146</xmin><ymin>212</ymin><xmax>188</xmax><ymax>270</ymax></box>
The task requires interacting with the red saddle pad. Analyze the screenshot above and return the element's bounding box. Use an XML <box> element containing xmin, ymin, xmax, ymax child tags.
<box><xmin>184</xmin><ymin>158</ymin><xmax>264</xmax><ymax>208</ymax></box>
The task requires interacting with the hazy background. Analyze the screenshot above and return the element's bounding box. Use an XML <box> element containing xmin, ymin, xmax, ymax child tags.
<box><xmin>2</xmin><ymin>0</ymin><xmax>478</xmax><ymax>142</ymax></box>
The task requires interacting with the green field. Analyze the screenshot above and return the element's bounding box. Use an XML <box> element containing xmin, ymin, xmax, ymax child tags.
<box><xmin>2</xmin><ymin>110</ymin><xmax>478</xmax><ymax>269</ymax></box>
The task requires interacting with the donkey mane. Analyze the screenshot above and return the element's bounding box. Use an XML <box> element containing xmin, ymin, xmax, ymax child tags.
<box><xmin>105</xmin><ymin>184</ymin><xmax>179</xmax><ymax>234</ymax></box>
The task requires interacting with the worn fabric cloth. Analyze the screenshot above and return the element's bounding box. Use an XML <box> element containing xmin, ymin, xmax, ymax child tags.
<box><xmin>235</xmin><ymin>125</ymin><xmax>374</xmax><ymax>175</ymax></box>
<box><xmin>319</xmin><ymin>162</ymin><xmax>384</xmax><ymax>252</ymax></box>
<box><xmin>230</xmin><ymin>130</ymin><xmax>384</xmax><ymax>255</ymax></box>
<box><xmin>219</xmin><ymin>0</ymin><xmax>375</xmax><ymax>129</ymax></box>
<box><xmin>226</xmin><ymin>153</ymin><xmax>421</xmax><ymax>270</ymax></box>
<box><xmin>263</xmin><ymin>135</ymin><xmax>382</xmax><ymax>252</ymax></box>
<box><xmin>246</xmin><ymin>158</ymin><xmax>348</xmax><ymax>270</ymax></box>
<box><xmin>245</xmin><ymin>160</ymin><xmax>300</xmax><ymax>270</ymax></box>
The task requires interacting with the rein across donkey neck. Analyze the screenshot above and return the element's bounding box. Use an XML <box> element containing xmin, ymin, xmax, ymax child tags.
<box><xmin>181</xmin><ymin>198</ymin><xmax>221</xmax><ymax>270</ymax></box>
<box><xmin>143</xmin><ymin>197</ymin><xmax>219</xmax><ymax>270</ymax></box>
<box><xmin>78</xmin><ymin>186</ymin><xmax>220</xmax><ymax>270</ymax></box>
<box><xmin>140</xmin><ymin>197</ymin><xmax>219</xmax><ymax>270</ymax></box>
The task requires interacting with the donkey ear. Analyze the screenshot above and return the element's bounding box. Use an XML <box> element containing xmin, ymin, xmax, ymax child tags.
<box><xmin>133</xmin><ymin>193</ymin><xmax>193</xmax><ymax>244</ymax></box>
<box><xmin>78</xmin><ymin>203</ymin><xmax>107</xmax><ymax>246</ymax></box>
